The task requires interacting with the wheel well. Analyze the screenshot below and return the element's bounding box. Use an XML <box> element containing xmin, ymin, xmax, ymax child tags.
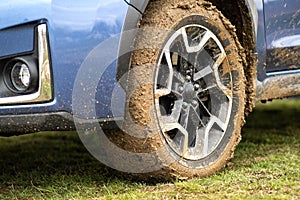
<box><xmin>208</xmin><ymin>0</ymin><xmax>257</xmax><ymax>114</ymax></box>
<box><xmin>209</xmin><ymin>0</ymin><xmax>255</xmax><ymax>53</ymax></box>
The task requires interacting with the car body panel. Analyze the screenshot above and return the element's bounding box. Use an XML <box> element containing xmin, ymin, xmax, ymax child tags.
<box><xmin>0</xmin><ymin>0</ymin><xmax>128</xmax><ymax>119</ymax></box>
<box><xmin>264</xmin><ymin>0</ymin><xmax>300</xmax><ymax>73</ymax></box>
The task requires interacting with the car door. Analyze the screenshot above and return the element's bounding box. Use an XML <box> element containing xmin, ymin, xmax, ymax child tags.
<box><xmin>264</xmin><ymin>0</ymin><xmax>300</xmax><ymax>73</ymax></box>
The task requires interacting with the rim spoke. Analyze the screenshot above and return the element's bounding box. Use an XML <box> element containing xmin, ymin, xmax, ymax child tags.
<box><xmin>212</xmin><ymin>52</ymin><xmax>233</xmax><ymax>98</ymax></box>
<box><xmin>193</xmin><ymin>65</ymin><xmax>213</xmax><ymax>81</ymax></box>
<box><xmin>202</xmin><ymin>116</ymin><xmax>226</xmax><ymax>156</ymax></box>
<box><xmin>179</xmin><ymin>104</ymin><xmax>190</xmax><ymax>129</ymax></box>
<box><xmin>195</xmin><ymin>30</ymin><xmax>213</xmax><ymax>52</ymax></box>
<box><xmin>214</xmin><ymin>72</ymin><xmax>232</xmax><ymax>99</ymax></box>
<box><xmin>212</xmin><ymin>115</ymin><xmax>227</xmax><ymax>131</ymax></box>
<box><xmin>155</xmin><ymin>88</ymin><xmax>171</xmax><ymax>98</ymax></box>
<box><xmin>161</xmin><ymin>99</ymin><xmax>183</xmax><ymax>123</ymax></box>
<box><xmin>182</xmin><ymin>28</ymin><xmax>213</xmax><ymax>53</ymax></box>
<box><xmin>213</xmin><ymin>52</ymin><xmax>226</xmax><ymax>71</ymax></box>
<box><xmin>181</xmin><ymin>27</ymin><xmax>189</xmax><ymax>51</ymax></box>
<box><xmin>170</xmin><ymin>99</ymin><xmax>183</xmax><ymax>122</ymax></box>
<box><xmin>193</xmin><ymin>127</ymin><xmax>205</xmax><ymax>154</ymax></box>
<box><xmin>161</xmin><ymin>121</ymin><xmax>189</xmax><ymax>156</ymax></box>
<box><xmin>164</xmin><ymin>50</ymin><xmax>174</xmax><ymax>90</ymax></box>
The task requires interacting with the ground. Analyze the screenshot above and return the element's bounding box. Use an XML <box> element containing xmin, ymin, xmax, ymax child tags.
<box><xmin>0</xmin><ymin>100</ymin><xmax>299</xmax><ymax>199</ymax></box>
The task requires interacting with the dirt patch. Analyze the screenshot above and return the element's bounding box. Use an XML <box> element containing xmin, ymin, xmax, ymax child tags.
<box><xmin>129</xmin><ymin>84</ymin><xmax>153</xmax><ymax>126</ymax></box>
<box><xmin>105</xmin><ymin>129</ymin><xmax>162</xmax><ymax>153</ymax></box>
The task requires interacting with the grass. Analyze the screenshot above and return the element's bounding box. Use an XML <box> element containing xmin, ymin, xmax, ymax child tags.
<box><xmin>0</xmin><ymin>100</ymin><xmax>299</xmax><ymax>199</ymax></box>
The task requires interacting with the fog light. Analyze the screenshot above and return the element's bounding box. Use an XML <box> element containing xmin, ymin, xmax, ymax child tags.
<box><xmin>3</xmin><ymin>56</ymin><xmax>38</xmax><ymax>94</ymax></box>
<box><xmin>11</xmin><ymin>62</ymin><xmax>31</xmax><ymax>91</ymax></box>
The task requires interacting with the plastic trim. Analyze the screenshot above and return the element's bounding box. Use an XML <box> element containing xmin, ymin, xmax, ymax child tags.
<box><xmin>0</xmin><ymin>24</ymin><xmax>52</xmax><ymax>104</ymax></box>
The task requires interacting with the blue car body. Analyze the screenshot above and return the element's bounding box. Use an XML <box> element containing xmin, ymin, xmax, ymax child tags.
<box><xmin>0</xmin><ymin>0</ymin><xmax>300</xmax><ymax>135</ymax></box>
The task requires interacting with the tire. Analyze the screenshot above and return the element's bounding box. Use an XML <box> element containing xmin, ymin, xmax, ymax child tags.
<box><xmin>120</xmin><ymin>0</ymin><xmax>246</xmax><ymax>180</ymax></box>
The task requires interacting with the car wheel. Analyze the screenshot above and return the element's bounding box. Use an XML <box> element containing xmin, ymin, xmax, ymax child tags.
<box><xmin>120</xmin><ymin>0</ymin><xmax>246</xmax><ymax>180</ymax></box>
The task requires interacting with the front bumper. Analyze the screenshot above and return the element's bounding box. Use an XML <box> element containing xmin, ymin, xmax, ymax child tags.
<box><xmin>0</xmin><ymin>112</ymin><xmax>74</xmax><ymax>136</ymax></box>
<box><xmin>0</xmin><ymin>111</ymin><xmax>121</xmax><ymax>136</ymax></box>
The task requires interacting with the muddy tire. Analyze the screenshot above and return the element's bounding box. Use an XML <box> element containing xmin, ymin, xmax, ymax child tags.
<box><xmin>120</xmin><ymin>0</ymin><xmax>246</xmax><ymax>180</ymax></box>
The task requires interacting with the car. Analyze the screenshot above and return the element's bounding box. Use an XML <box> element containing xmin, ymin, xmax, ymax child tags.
<box><xmin>0</xmin><ymin>0</ymin><xmax>299</xmax><ymax>180</ymax></box>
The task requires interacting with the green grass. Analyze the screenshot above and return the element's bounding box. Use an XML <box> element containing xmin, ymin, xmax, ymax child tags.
<box><xmin>0</xmin><ymin>100</ymin><xmax>299</xmax><ymax>199</ymax></box>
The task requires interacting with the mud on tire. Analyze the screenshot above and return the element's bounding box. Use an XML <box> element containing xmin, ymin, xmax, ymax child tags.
<box><xmin>118</xmin><ymin>0</ymin><xmax>246</xmax><ymax>180</ymax></box>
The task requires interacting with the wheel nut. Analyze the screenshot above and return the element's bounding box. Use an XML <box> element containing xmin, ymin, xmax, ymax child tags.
<box><xmin>186</xmin><ymin>75</ymin><xmax>191</xmax><ymax>81</ymax></box>
<box><xmin>182</xmin><ymin>102</ymin><xmax>188</xmax><ymax>109</ymax></box>
<box><xmin>186</xmin><ymin>70</ymin><xmax>191</xmax><ymax>74</ymax></box>
<box><xmin>178</xmin><ymin>86</ymin><xmax>184</xmax><ymax>92</ymax></box>
<box><xmin>183</xmin><ymin>62</ymin><xmax>188</xmax><ymax>69</ymax></box>
<box><xmin>192</xmin><ymin>100</ymin><xmax>198</xmax><ymax>106</ymax></box>
<box><xmin>194</xmin><ymin>84</ymin><xmax>200</xmax><ymax>90</ymax></box>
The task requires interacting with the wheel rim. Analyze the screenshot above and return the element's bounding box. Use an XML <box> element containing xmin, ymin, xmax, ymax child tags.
<box><xmin>154</xmin><ymin>24</ymin><xmax>233</xmax><ymax>160</ymax></box>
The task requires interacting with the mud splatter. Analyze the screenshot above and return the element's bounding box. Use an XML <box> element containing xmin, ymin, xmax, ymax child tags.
<box><xmin>256</xmin><ymin>72</ymin><xmax>300</xmax><ymax>101</ymax></box>
<box><xmin>267</xmin><ymin>47</ymin><xmax>300</xmax><ymax>72</ymax></box>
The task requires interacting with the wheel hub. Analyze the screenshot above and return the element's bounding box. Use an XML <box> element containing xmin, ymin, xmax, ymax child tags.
<box><xmin>182</xmin><ymin>83</ymin><xmax>195</xmax><ymax>102</ymax></box>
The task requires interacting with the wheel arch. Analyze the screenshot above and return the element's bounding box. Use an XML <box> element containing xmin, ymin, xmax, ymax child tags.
<box><xmin>117</xmin><ymin>0</ymin><xmax>258</xmax><ymax>113</ymax></box>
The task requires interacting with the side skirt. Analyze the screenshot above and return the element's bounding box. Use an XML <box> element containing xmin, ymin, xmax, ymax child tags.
<box><xmin>256</xmin><ymin>72</ymin><xmax>300</xmax><ymax>101</ymax></box>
